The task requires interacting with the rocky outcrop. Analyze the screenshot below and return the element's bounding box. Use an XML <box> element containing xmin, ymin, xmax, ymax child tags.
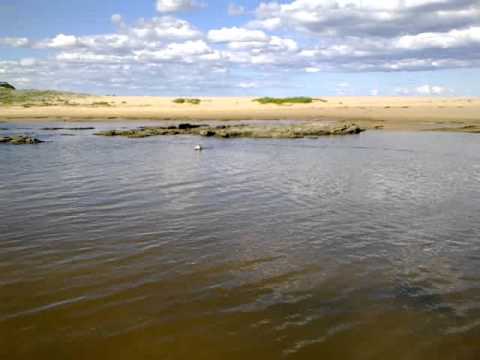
<box><xmin>0</xmin><ymin>135</ymin><xmax>43</xmax><ymax>145</ymax></box>
<box><xmin>95</xmin><ymin>122</ymin><xmax>366</xmax><ymax>139</ymax></box>
<box><xmin>178</xmin><ymin>123</ymin><xmax>204</xmax><ymax>130</ymax></box>
<box><xmin>330</xmin><ymin>123</ymin><xmax>364</xmax><ymax>135</ymax></box>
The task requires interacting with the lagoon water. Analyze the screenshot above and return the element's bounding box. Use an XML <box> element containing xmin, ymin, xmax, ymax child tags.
<box><xmin>1</xmin><ymin>122</ymin><xmax>480</xmax><ymax>359</ymax></box>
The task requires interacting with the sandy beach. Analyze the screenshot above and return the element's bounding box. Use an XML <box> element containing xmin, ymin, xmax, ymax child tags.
<box><xmin>1</xmin><ymin>96</ymin><xmax>480</xmax><ymax>132</ymax></box>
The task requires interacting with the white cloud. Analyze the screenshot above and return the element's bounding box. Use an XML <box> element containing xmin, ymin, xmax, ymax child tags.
<box><xmin>0</xmin><ymin>37</ymin><xmax>30</xmax><ymax>47</ymax></box>
<box><xmin>415</xmin><ymin>84</ymin><xmax>451</xmax><ymax>95</ymax></box>
<box><xmin>253</xmin><ymin>0</ymin><xmax>480</xmax><ymax>38</ymax></box>
<box><xmin>130</xmin><ymin>17</ymin><xmax>201</xmax><ymax>41</ymax></box>
<box><xmin>228</xmin><ymin>3</ymin><xmax>246</xmax><ymax>16</ymax></box>
<box><xmin>19</xmin><ymin>58</ymin><xmax>37</xmax><ymax>67</ymax></box>
<box><xmin>46</xmin><ymin>34</ymin><xmax>78</xmax><ymax>48</ymax></box>
<box><xmin>2</xmin><ymin>0</ymin><xmax>478</xmax><ymax>94</ymax></box>
<box><xmin>227</xmin><ymin>41</ymin><xmax>266</xmax><ymax>50</ymax></box>
<box><xmin>394</xmin><ymin>84</ymin><xmax>453</xmax><ymax>95</ymax></box>
<box><xmin>237</xmin><ymin>81</ymin><xmax>257</xmax><ymax>88</ymax></box>
<box><xmin>247</xmin><ymin>17</ymin><xmax>282</xmax><ymax>31</ymax></box>
<box><xmin>56</xmin><ymin>52</ymin><xmax>129</xmax><ymax>63</ymax></box>
<box><xmin>36</xmin><ymin>17</ymin><xmax>201</xmax><ymax>53</ymax></box>
<box><xmin>156</xmin><ymin>0</ymin><xmax>203</xmax><ymax>13</ymax></box>
<box><xmin>208</xmin><ymin>27</ymin><xmax>269</xmax><ymax>43</ymax></box>
<box><xmin>269</xmin><ymin>36</ymin><xmax>298</xmax><ymax>52</ymax></box>
<box><xmin>395</xmin><ymin>26</ymin><xmax>480</xmax><ymax>50</ymax></box>
<box><xmin>111</xmin><ymin>14</ymin><xmax>124</xmax><ymax>25</ymax></box>
<box><xmin>134</xmin><ymin>40</ymin><xmax>213</xmax><ymax>62</ymax></box>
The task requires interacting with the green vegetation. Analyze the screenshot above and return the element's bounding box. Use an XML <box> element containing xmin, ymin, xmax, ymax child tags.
<box><xmin>173</xmin><ymin>98</ymin><xmax>201</xmax><ymax>105</ymax></box>
<box><xmin>0</xmin><ymin>135</ymin><xmax>43</xmax><ymax>145</ymax></box>
<box><xmin>253</xmin><ymin>97</ymin><xmax>314</xmax><ymax>105</ymax></box>
<box><xmin>0</xmin><ymin>82</ymin><xmax>15</xmax><ymax>90</ymax></box>
<box><xmin>91</xmin><ymin>101</ymin><xmax>112</xmax><ymax>107</ymax></box>
<box><xmin>0</xmin><ymin>89</ymin><xmax>81</xmax><ymax>106</ymax></box>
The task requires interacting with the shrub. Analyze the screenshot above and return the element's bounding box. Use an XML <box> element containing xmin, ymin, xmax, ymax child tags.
<box><xmin>253</xmin><ymin>97</ymin><xmax>314</xmax><ymax>105</ymax></box>
<box><xmin>173</xmin><ymin>98</ymin><xmax>201</xmax><ymax>105</ymax></box>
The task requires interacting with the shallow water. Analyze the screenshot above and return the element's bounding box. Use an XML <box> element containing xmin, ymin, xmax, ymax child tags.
<box><xmin>1</xmin><ymin>122</ymin><xmax>480</xmax><ymax>359</ymax></box>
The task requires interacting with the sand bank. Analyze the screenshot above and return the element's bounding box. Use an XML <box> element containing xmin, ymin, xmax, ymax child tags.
<box><xmin>1</xmin><ymin>96</ymin><xmax>480</xmax><ymax>132</ymax></box>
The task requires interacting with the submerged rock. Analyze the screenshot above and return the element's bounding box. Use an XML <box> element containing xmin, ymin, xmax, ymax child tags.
<box><xmin>0</xmin><ymin>135</ymin><xmax>44</xmax><ymax>145</ymax></box>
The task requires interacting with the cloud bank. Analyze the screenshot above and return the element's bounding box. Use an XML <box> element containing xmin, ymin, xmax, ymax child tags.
<box><xmin>0</xmin><ymin>0</ymin><xmax>478</xmax><ymax>94</ymax></box>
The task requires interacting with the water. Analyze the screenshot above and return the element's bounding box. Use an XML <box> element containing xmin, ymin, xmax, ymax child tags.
<box><xmin>1</xmin><ymin>122</ymin><xmax>480</xmax><ymax>359</ymax></box>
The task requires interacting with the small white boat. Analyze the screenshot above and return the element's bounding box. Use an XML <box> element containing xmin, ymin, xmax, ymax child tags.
<box><xmin>195</xmin><ymin>145</ymin><xmax>203</xmax><ymax>151</ymax></box>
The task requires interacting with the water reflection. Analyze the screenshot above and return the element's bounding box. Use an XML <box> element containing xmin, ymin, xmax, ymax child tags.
<box><xmin>1</xmin><ymin>124</ymin><xmax>480</xmax><ymax>359</ymax></box>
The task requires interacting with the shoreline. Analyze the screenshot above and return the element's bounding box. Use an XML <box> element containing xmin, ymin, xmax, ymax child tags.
<box><xmin>1</xmin><ymin>96</ymin><xmax>480</xmax><ymax>133</ymax></box>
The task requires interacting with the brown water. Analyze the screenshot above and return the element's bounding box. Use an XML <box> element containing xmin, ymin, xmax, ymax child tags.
<box><xmin>1</xmin><ymin>123</ymin><xmax>480</xmax><ymax>359</ymax></box>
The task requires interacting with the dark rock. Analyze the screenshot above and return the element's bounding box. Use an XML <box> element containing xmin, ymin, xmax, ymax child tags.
<box><xmin>200</xmin><ymin>130</ymin><xmax>216</xmax><ymax>137</ymax></box>
<box><xmin>332</xmin><ymin>123</ymin><xmax>365</xmax><ymax>135</ymax></box>
<box><xmin>178</xmin><ymin>123</ymin><xmax>194</xmax><ymax>130</ymax></box>
<box><xmin>96</xmin><ymin>130</ymin><xmax>119</xmax><ymax>136</ymax></box>
<box><xmin>0</xmin><ymin>135</ymin><xmax>43</xmax><ymax>145</ymax></box>
<box><xmin>41</xmin><ymin>127</ymin><xmax>95</xmax><ymax>131</ymax></box>
<box><xmin>178</xmin><ymin>123</ymin><xmax>203</xmax><ymax>130</ymax></box>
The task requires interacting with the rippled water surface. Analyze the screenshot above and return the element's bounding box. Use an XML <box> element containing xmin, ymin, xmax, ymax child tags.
<box><xmin>1</xmin><ymin>122</ymin><xmax>480</xmax><ymax>359</ymax></box>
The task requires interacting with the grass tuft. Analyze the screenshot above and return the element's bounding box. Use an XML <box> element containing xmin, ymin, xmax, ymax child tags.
<box><xmin>91</xmin><ymin>101</ymin><xmax>112</xmax><ymax>107</ymax></box>
<box><xmin>253</xmin><ymin>97</ymin><xmax>314</xmax><ymax>105</ymax></box>
<box><xmin>173</xmin><ymin>98</ymin><xmax>201</xmax><ymax>105</ymax></box>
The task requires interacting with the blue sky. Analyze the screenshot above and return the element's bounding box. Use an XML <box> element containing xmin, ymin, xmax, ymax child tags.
<box><xmin>0</xmin><ymin>0</ymin><xmax>479</xmax><ymax>96</ymax></box>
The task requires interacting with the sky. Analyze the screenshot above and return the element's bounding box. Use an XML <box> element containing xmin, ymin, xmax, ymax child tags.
<box><xmin>0</xmin><ymin>0</ymin><xmax>479</xmax><ymax>96</ymax></box>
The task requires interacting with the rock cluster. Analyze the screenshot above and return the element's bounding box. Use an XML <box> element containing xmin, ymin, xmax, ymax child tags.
<box><xmin>96</xmin><ymin>123</ymin><xmax>365</xmax><ymax>139</ymax></box>
<box><xmin>41</xmin><ymin>127</ymin><xmax>95</xmax><ymax>131</ymax></box>
<box><xmin>95</xmin><ymin>122</ymin><xmax>366</xmax><ymax>139</ymax></box>
<box><xmin>0</xmin><ymin>135</ymin><xmax>44</xmax><ymax>145</ymax></box>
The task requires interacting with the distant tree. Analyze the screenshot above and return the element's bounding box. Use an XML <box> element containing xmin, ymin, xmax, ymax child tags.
<box><xmin>0</xmin><ymin>82</ymin><xmax>15</xmax><ymax>90</ymax></box>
